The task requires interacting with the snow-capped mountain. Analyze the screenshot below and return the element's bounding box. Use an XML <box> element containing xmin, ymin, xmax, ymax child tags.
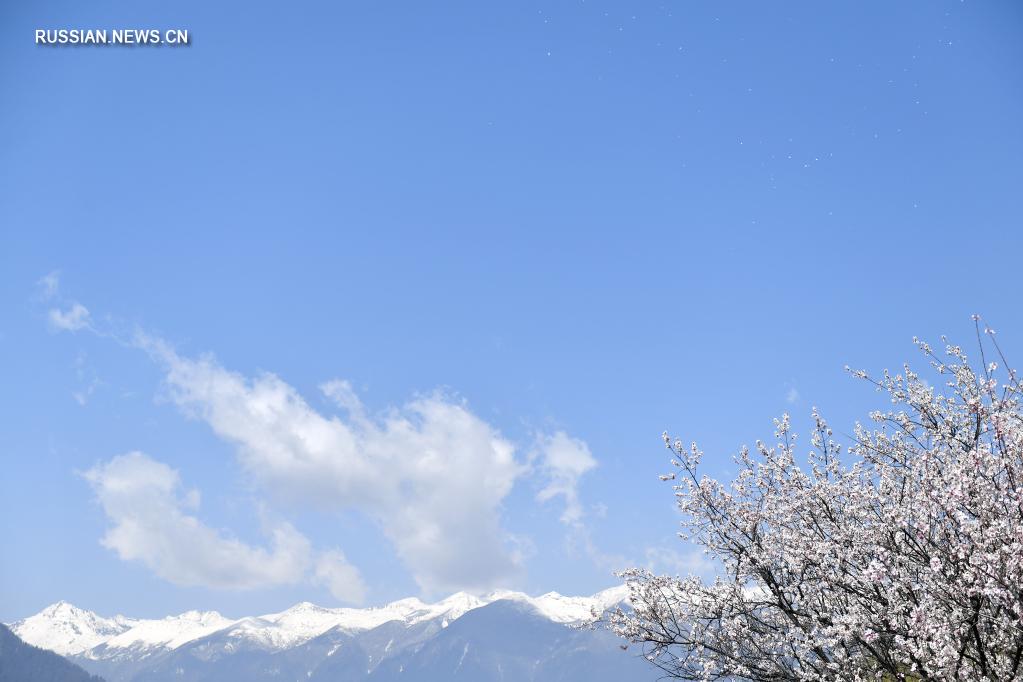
<box><xmin>488</xmin><ymin>586</ymin><xmax>630</xmax><ymax>624</ymax></box>
<box><xmin>85</xmin><ymin>610</ymin><xmax>235</xmax><ymax>665</ymax></box>
<box><xmin>6</xmin><ymin>587</ymin><xmax>641</xmax><ymax>682</ymax></box>
<box><xmin>9</xmin><ymin>600</ymin><xmax>138</xmax><ymax>656</ymax></box>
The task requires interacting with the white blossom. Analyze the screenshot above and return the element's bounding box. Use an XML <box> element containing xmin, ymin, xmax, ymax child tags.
<box><xmin>608</xmin><ymin>331</ymin><xmax>1023</xmax><ymax>681</ymax></box>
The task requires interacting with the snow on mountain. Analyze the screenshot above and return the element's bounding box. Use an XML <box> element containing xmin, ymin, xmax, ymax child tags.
<box><xmin>9</xmin><ymin>601</ymin><xmax>137</xmax><ymax>656</ymax></box>
<box><xmin>484</xmin><ymin>584</ymin><xmax>631</xmax><ymax>624</ymax></box>
<box><xmin>92</xmin><ymin>609</ymin><xmax>235</xmax><ymax>655</ymax></box>
<box><xmin>214</xmin><ymin>591</ymin><xmax>486</xmax><ymax>650</ymax></box>
<box><xmin>6</xmin><ymin>586</ymin><xmax>630</xmax><ymax>660</ymax></box>
<box><xmin>399</xmin><ymin>591</ymin><xmax>484</xmax><ymax>625</ymax></box>
<box><xmin>219</xmin><ymin>603</ymin><xmax>345</xmax><ymax>650</ymax></box>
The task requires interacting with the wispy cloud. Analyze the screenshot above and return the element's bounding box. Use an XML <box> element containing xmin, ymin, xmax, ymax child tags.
<box><xmin>71</xmin><ymin>351</ymin><xmax>101</xmax><ymax>406</ymax></box>
<box><xmin>37</xmin><ymin>271</ymin><xmax>61</xmax><ymax>300</ymax></box>
<box><xmin>38</xmin><ymin>271</ymin><xmax>93</xmax><ymax>332</ymax></box>
<box><xmin>531</xmin><ymin>432</ymin><xmax>630</xmax><ymax>574</ymax></box>
<box><xmin>48</xmin><ymin>302</ymin><xmax>92</xmax><ymax>332</ymax></box>
<box><xmin>535</xmin><ymin>432</ymin><xmax>597</xmax><ymax>526</ymax></box>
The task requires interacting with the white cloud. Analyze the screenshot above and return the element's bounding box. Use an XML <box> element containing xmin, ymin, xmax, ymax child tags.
<box><xmin>314</xmin><ymin>550</ymin><xmax>367</xmax><ymax>604</ymax></box>
<box><xmin>83</xmin><ymin>452</ymin><xmax>314</xmax><ymax>591</ymax></box>
<box><xmin>133</xmin><ymin>333</ymin><xmax>529</xmax><ymax>595</ymax></box>
<box><xmin>535</xmin><ymin>432</ymin><xmax>597</xmax><ymax>526</ymax></box>
<box><xmin>786</xmin><ymin>387</ymin><xmax>800</xmax><ymax>404</ymax></box>
<box><xmin>72</xmin><ymin>351</ymin><xmax>101</xmax><ymax>406</ymax></box>
<box><xmin>532</xmin><ymin>433</ymin><xmax>624</xmax><ymax>574</ymax></box>
<box><xmin>320</xmin><ymin>379</ymin><xmax>364</xmax><ymax>415</ymax></box>
<box><xmin>48</xmin><ymin>302</ymin><xmax>91</xmax><ymax>332</ymax></box>
<box><xmin>43</xmin><ymin>296</ymin><xmax>612</xmax><ymax>597</ymax></box>
<box><xmin>37</xmin><ymin>271</ymin><xmax>60</xmax><ymax>300</ymax></box>
<box><xmin>72</xmin><ymin>385</ymin><xmax>97</xmax><ymax>406</ymax></box>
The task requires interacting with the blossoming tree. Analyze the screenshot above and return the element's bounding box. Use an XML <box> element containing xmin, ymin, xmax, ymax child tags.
<box><xmin>610</xmin><ymin>325</ymin><xmax>1023</xmax><ymax>681</ymax></box>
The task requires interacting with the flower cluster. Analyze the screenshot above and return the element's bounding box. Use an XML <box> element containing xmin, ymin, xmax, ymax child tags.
<box><xmin>609</xmin><ymin>329</ymin><xmax>1023</xmax><ymax>681</ymax></box>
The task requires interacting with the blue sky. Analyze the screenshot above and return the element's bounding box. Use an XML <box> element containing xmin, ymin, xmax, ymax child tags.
<box><xmin>2</xmin><ymin>0</ymin><xmax>1022</xmax><ymax>622</ymax></box>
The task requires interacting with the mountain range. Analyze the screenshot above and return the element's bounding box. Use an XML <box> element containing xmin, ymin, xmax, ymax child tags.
<box><xmin>6</xmin><ymin>587</ymin><xmax>653</xmax><ymax>681</ymax></box>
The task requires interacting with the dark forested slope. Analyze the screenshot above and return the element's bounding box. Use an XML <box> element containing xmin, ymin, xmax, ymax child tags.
<box><xmin>0</xmin><ymin>623</ymin><xmax>104</xmax><ymax>682</ymax></box>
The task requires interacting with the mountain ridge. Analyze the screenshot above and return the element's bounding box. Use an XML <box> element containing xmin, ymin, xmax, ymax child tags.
<box><xmin>5</xmin><ymin>587</ymin><xmax>643</xmax><ymax>682</ymax></box>
<box><xmin>7</xmin><ymin>585</ymin><xmax>629</xmax><ymax>658</ymax></box>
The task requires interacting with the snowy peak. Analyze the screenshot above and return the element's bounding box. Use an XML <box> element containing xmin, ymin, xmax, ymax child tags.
<box><xmin>275</xmin><ymin>601</ymin><xmax>324</xmax><ymax>615</ymax></box>
<box><xmin>238</xmin><ymin>603</ymin><xmax>356</xmax><ymax>649</ymax></box>
<box><xmin>39</xmin><ymin>600</ymin><xmax>73</xmax><ymax>616</ymax></box>
<box><xmin>11</xmin><ymin>602</ymin><xmax>136</xmax><ymax>656</ymax></box>
<box><xmin>380</xmin><ymin>596</ymin><xmax>426</xmax><ymax>611</ymax></box>
<box><xmin>38</xmin><ymin>601</ymin><xmax>97</xmax><ymax>621</ymax></box>
<box><xmin>591</xmin><ymin>584</ymin><xmax>631</xmax><ymax>610</ymax></box>
<box><xmin>236</xmin><ymin>590</ymin><xmax>485</xmax><ymax>645</ymax></box>
<box><xmin>478</xmin><ymin>585</ymin><xmax>630</xmax><ymax>623</ymax></box>
<box><xmin>94</xmin><ymin>609</ymin><xmax>234</xmax><ymax>654</ymax></box>
<box><xmin>400</xmin><ymin>590</ymin><xmax>484</xmax><ymax>625</ymax></box>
